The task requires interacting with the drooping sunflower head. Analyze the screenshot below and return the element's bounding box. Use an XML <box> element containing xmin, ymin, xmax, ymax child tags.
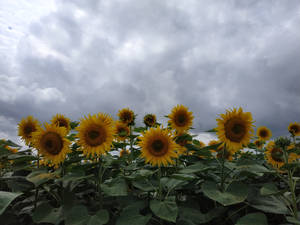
<box><xmin>216</xmin><ymin>107</ymin><xmax>254</xmax><ymax>152</ymax></box>
<box><xmin>168</xmin><ymin>105</ymin><xmax>194</xmax><ymax>133</ymax></box>
<box><xmin>256</xmin><ymin>126</ymin><xmax>272</xmax><ymax>141</ymax></box>
<box><xmin>18</xmin><ymin>116</ymin><xmax>41</xmax><ymax>145</ymax></box>
<box><xmin>254</xmin><ymin>139</ymin><xmax>263</xmax><ymax>148</ymax></box>
<box><xmin>120</xmin><ymin>149</ymin><xmax>130</xmax><ymax>157</ymax></box>
<box><xmin>138</xmin><ymin>127</ymin><xmax>179</xmax><ymax>167</ymax></box>
<box><xmin>175</xmin><ymin>134</ymin><xmax>191</xmax><ymax>155</ymax></box>
<box><xmin>115</xmin><ymin>121</ymin><xmax>130</xmax><ymax>141</ymax></box>
<box><xmin>32</xmin><ymin>123</ymin><xmax>70</xmax><ymax>166</ymax></box>
<box><xmin>51</xmin><ymin>114</ymin><xmax>71</xmax><ymax>133</ymax></box>
<box><xmin>288</xmin><ymin>122</ymin><xmax>300</xmax><ymax>136</ymax></box>
<box><xmin>76</xmin><ymin>113</ymin><xmax>115</xmax><ymax>157</ymax></box>
<box><xmin>265</xmin><ymin>141</ymin><xmax>284</xmax><ymax>169</ymax></box>
<box><xmin>118</xmin><ymin>108</ymin><xmax>135</xmax><ymax>126</ymax></box>
<box><xmin>144</xmin><ymin>114</ymin><xmax>157</xmax><ymax>127</ymax></box>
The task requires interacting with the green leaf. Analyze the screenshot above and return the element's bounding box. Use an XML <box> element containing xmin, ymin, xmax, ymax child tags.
<box><xmin>87</xmin><ymin>209</ymin><xmax>109</xmax><ymax>225</ymax></box>
<box><xmin>286</xmin><ymin>216</ymin><xmax>300</xmax><ymax>225</ymax></box>
<box><xmin>150</xmin><ymin>196</ymin><xmax>178</xmax><ymax>222</ymax></box>
<box><xmin>0</xmin><ymin>191</ymin><xmax>22</xmax><ymax>215</ymax></box>
<box><xmin>236</xmin><ymin>213</ymin><xmax>267</xmax><ymax>225</ymax></box>
<box><xmin>171</xmin><ymin>173</ymin><xmax>197</xmax><ymax>181</ymax></box>
<box><xmin>101</xmin><ymin>177</ymin><xmax>128</xmax><ymax>196</ymax></box>
<box><xmin>26</xmin><ymin>170</ymin><xmax>57</xmax><ymax>187</ymax></box>
<box><xmin>116</xmin><ymin>202</ymin><xmax>151</xmax><ymax>225</ymax></box>
<box><xmin>260</xmin><ymin>183</ymin><xmax>279</xmax><ymax>196</ymax></box>
<box><xmin>65</xmin><ymin>205</ymin><xmax>89</xmax><ymax>225</ymax></box>
<box><xmin>160</xmin><ymin>177</ymin><xmax>187</xmax><ymax>191</ymax></box>
<box><xmin>249</xmin><ymin>195</ymin><xmax>289</xmax><ymax>214</ymax></box>
<box><xmin>179</xmin><ymin>207</ymin><xmax>225</xmax><ymax>224</ymax></box>
<box><xmin>179</xmin><ymin>162</ymin><xmax>214</xmax><ymax>174</ymax></box>
<box><xmin>205</xmin><ymin>128</ymin><xmax>217</xmax><ymax>132</ymax></box>
<box><xmin>202</xmin><ymin>181</ymin><xmax>249</xmax><ymax>206</ymax></box>
<box><xmin>132</xmin><ymin>180</ymin><xmax>155</xmax><ymax>192</ymax></box>
<box><xmin>32</xmin><ymin>203</ymin><xmax>62</xmax><ymax>224</ymax></box>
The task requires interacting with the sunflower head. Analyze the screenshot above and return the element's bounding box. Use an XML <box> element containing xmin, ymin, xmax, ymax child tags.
<box><xmin>254</xmin><ymin>140</ymin><xmax>263</xmax><ymax>148</ymax></box>
<box><xmin>118</xmin><ymin>108</ymin><xmax>135</xmax><ymax>126</ymax></box>
<box><xmin>76</xmin><ymin>113</ymin><xmax>115</xmax><ymax>158</ymax></box>
<box><xmin>168</xmin><ymin>105</ymin><xmax>194</xmax><ymax>133</ymax></box>
<box><xmin>138</xmin><ymin>127</ymin><xmax>179</xmax><ymax>167</ymax></box>
<box><xmin>216</xmin><ymin>107</ymin><xmax>254</xmax><ymax>152</ymax></box>
<box><xmin>175</xmin><ymin>134</ymin><xmax>191</xmax><ymax>155</ymax></box>
<box><xmin>18</xmin><ymin>116</ymin><xmax>41</xmax><ymax>145</ymax></box>
<box><xmin>51</xmin><ymin>114</ymin><xmax>71</xmax><ymax>133</ymax></box>
<box><xmin>115</xmin><ymin>121</ymin><xmax>130</xmax><ymax>141</ymax></box>
<box><xmin>288</xmin><ymin>122</ymin><xmax>300</xmax><ymax>136</ymax></box>
<box><xmin>256</xmin><ymin>126</ymin><xmax>272</xmax><ymax>141</ymax></box>
<box><xmin>265</xmin><ymin>141</ymin><xmax>284</xmax><ymax>169</ymax></box>
<box><xmin>216</xmin><ymin>146</ymin><xmax>233</xmax><ymax>161</ymax></box>
<box><xmin>144</xmin><ymin>114</ymin><xmax>157</xmax><ymax>127</ymax></box>
<box><xmin>32</xmin><ymin>123</ymin><xmax>70</xmax><ymax>166</ymax></box>
<box><xmin>120</xmin><ymin>149</ymin><xmax>130</xmax><ymax>157</ymax></box>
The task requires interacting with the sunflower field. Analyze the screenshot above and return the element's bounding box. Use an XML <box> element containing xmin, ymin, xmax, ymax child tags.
<box><xmin>1</xmin><ymin>106</ymin><xmax>300</xmax><ymax>225</ymax></box>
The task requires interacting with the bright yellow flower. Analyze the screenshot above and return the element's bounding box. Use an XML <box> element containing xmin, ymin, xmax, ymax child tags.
<box><xmin>256</xmin><ymin>126</ymin><xmax>272</xmax><ymax>141</ymax></box>
<box><xmin>144</xmin><ymin>114</ymin><xmax>157</xmax><ymax>127</ymax></box>
<box><xmin>76</xmin><ymin>113</ymin><xmax>115</xmax><ymax>157</ymax></box>
<box><xmin>18</xmin><ymin>116</ymin><xmax>41</xmax><ymax>145</ymax></box>
<box><xmin>32</xmin><ymin>123</ymin><xmax>70</xmax><ymax>166</ymax></box>
<box><xmin>168</xmin><ymin>105</ymin><xmax>194</xmax><ymax>134</ymax></box>
<box><xmin>288</xmin><ymin>122</ymin><xmax>300</xmax><ymax>136</ymax></box>
<box><xmin>138</xmin><ymin>127</ymin><xmax>179</xmax><ymax>167</ymax></box>
<box><xmin>216</xmin><ymin>107</ymin><xmax>254</xmax><ymax>152</ymax></box>
<box><xmin>51</xmin><ymin>114</ymin><xmax>71</xmax><ymax>133</ymax></box>
<box><xmin>115</xmin><ymin>121</ymin><xmax>130</xmax><ymax>141</ymax></box>
<box><xmin>118</xmin><ymin>108</ymin><xmax>135</xmax><ymax>125</ymax></box>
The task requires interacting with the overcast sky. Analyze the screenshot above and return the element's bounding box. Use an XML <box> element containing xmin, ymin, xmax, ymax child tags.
<box><xmin>0</xmin><ymin>0</ymin><xmax>299</xmax><ymax>145</ymax></box>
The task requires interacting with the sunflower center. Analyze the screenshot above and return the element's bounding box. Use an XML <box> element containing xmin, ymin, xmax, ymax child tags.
<box><xmin>175</xmin><ymin>113</ymin><xmax>187</xmax><ymax>126</ymax></box>
<box><xmin>259</xmin><ymin>129</ymin><xmax>268</xmax><ymax>138</ymax></box>
<box><xmin>24</xmin><ymin>124</ymin><xmax>36</xmax><ymax>137</ymax></box>
<box><xmin>290</xmin><ymin>125</ymin><xmax>299</xmax><ymax>133</ymax></box>
<box><xmin>41</xmin><ymin>132</ymin><xmax>63</xmax><ymax>155</ymax></box>
<box><xmin>225</xmin><ymin>119</ymin><xmax>246</xmax><ymax>142</ymax></box>
<box><xmin>150</xmin><ymin>139</ymin><xmax>168</xmax><ymax>156</ymax></box>
<box><xmin>85</xmin><ymin>126</ymin><xmax>107</xmax><ymax>147</ymax></box>
<box><xmin>271</xmin><ymin>148</ymin><xmax>284</xmax><ymax>162</ymax></box>
<box><xmin>145</xmin><ymin>117</ymin><xmax>155</xmax><ymax>126</ymax></box>
<box><xmin>122</xmin><ymin>112</ymin><xmax>132</xmax><ymax>122</ymax></box>
<box><xmin>58</xmin><ymin>119</ymin><xmax>68</xmax><ymax>128</ymax></box>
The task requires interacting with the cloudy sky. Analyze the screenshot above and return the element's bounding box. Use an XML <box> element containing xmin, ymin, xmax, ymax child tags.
<box><xmin>0</xmin><ymin>0</ymin><xmax>299</xmax><ymax>145</ymax></box>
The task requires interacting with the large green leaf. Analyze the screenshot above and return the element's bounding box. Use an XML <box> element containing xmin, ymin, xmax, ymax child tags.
<box><xmin>0</xmin><ymin>191</ymin><xmax>22</xmax><ymax>215</ymax></box>
<box><xmin>179</xmin><ymin>162</ymin><xmax>214</xmax><ymax>174</ymax></box>
<box><xmin>32</xmin><ymin>203</ymin><xmax>63</xmax><ymax>225</ymax></box>
<box><xmin>101</xmin><ymin>177</ymin><xmax>128</xmax><ymax>196</ymax></box>
<box><xmin>235</xmin><ymin>213</ymin><xmax>268</xmax><ymax>225</ymax></box>
<box><xmin>260</xmin><ymin>183</ymin><xmax>279</xmax><ymax>196</ymax></box>
<box><xmin>248</xmin><ymin>195</ymin><xmax>289</xmax><ymax>214</ymax></box>
<box><xmin>202</xmin><ymin>181</ymin><xmax>249</xmax><ymax>206</ymax></box>
<box><xmin>87</xmin><ymin>209</ymin><xmax>109</xmax><ymax>225</ymax></box>
<box><xmin>116</xmin><ymin>201</ymin><xmax>151</xmax><ymax>225</ymax></box>
<box><xmin>160</xmin><ymin>177</ymin><xmax>187</xmax><ymax>191</ymax></box>
<box><xmin>150</xmin><ymin>196</ymin><xmax>178</xmax><ymax>223</ymax></box>
<box><xmin>179</xmin><ymin>206</ymin><xmax>225</xmax><ymax>224</ymax></box>
<box><xmin>26</xmin><ymin>170</ymin><xmax>57</xmax><ymax>187</ymax></box>
<box><xmin>286</xmin><ymin>216</ymin><xmax>300</xmax><ymax>225</ymax></box>
<box><xmin>132</xmin><ymin>180</ymin><xmax>155</xmax><ymax>192</ymax></box>
<box><xmin>65</xmin><ymin>205</ymin><xmax>89</xmax><ymax>225</ymax></box>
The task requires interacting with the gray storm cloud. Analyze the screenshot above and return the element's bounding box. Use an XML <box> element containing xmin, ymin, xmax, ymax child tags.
<box><xmin>0</xmin><ymin>0</ymin><xmax>299</xmax><ymax>144</ymax></box>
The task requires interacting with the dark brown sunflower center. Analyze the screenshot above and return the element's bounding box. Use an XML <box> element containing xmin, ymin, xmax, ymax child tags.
<box><xmin>24</xmin><ymin>124</ymin><xmax>36</xmax><ymax>137</ymax></box>
<box><xmin>271</xmin><ymin>148</ymin><xmax>284</xmax><ymax>162</ymax></box>
<box><xmin>259</xmin><ymin>129</ymin><xmax>268</xmax><ymax>138</ymax></box>
<box><xmin>145</xmin><ymin>116</ymin><xmax>155</xmax><ymax>126</ymax></box>
<box><xmin>41</xmin><ymin>132</ymin><xmax>63</xmax><ymax>155</ymax></box>
<box><xmin>225</xmin><ymin>119</ymin><xmax>246</xmax><ymax>142</ymax></box>
<box><xmin>118</xmin><ymin>127</ymin><xmax>127</xmax><ymax>137</ymax></box>
<box><xmin>290</xmin><ymin>125</ymin><xmax>299</xmax><ymax>133</ymax></box>
<box><xmin>85</xmin><ymin>126</ymin><xmax>107</xmax><ymax>147</ymax></box>
<box><xmin>121</xmin><ymin>112</ymin><xmax>132</xmax><ymax>123</ymax></box>
<box><xmin>57</xmin><ymin>119</ymin><xmax>68</xmax><ymax>128</ymax></box>
<box><xmin>175</xmin><ymin>113</ymin><xmax>187</xmax><ymax>126</ymax></box>
<box><xmin>150</xmin><ymin>139</ymin><xmax>168</xmax><ymax>156</ymax></box>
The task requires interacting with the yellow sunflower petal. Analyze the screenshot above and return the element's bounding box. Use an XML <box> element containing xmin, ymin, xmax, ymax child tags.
<box><xmin>168</xmin><ymin>105</ymin><xmax>194</xmax><ymax>133</ymax></box>
<box><xmin>18</xmin><ymin>116</ymin><xmax>41</xmax><ymax>145</ymax></box>
<box><xmin>51</xmin><ymin>114</ymin><xmax>71</xmax><ymax>133</ymax></box>
<box><xmin>256</xmin><ymin>126</ymin><xmax>272</xmax><ymax>141</ymax></box>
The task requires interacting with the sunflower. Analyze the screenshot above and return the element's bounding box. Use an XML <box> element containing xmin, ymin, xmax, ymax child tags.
<box><xmin>120</xmin><ymin>149</ymin><xmax>130</xmax><ymax>157</ymax></box>
<box><xmin>76</xmin><ymin>113</ymin><xmax>115</xmax><ymax>157</ymax></box>
<box><xmin>254</xmin><ymin>140</ymin><xmax>263</xmax><ymax>148</ymax></box>
<box><xmin>216</xmin><ymin>107</ymin><xmax>254</xmax><ymax>152</ymax></box>
<box><xmin>175</xmin><ymin>136</ymin><xmax>190</xmax><ymax>155</ymax></box>
<box><xmin>198</xmin><ymin>141</ymin><xmax>206</xmax><ymax>148</ymax></box>
<box><xmin>144</xmin><ymin>114</ymin><xmax>157</xmax><ymax>127</ymax></box>
<box><xmin>288</xmin><ymin>122</ymin><xmax>300</xmax><ymax>136</ymax></box>
<box><xmin>265</xmin><ymin>141</ymin><xmax>284</xmax><ymax>169</ymax></box>
<box><xmin>138</xmin><ymin>127</ymin><xmax>179</xmax><ymax>166</ymax></box>
<box><xmin>168</xmin><ymin>105</ymin><xmax>194</xmax><ymax>133</ymax></box>
<box><xmin>18</xmin><ymin>116</ymin><xmax>41</xmax><ymax>145</ymax></box>
<box><xmin>115</xmin><ymin>121</ymin><xmax>130</xmax><ymax>141</ymax></box>
<box><xmin>208</xmin><ymin>140</ymin><xmax>220</xmax><ymax>146</ymax></box>
<box><xmin>118</xmin><ymin>108</ymin><xmax>135</xmax><ymax>125</ymax></box>
<box><xmin>256</xmin><ymin>126</ymin><xmax>272</xmax><ymax>141</ymax></box>
<box><xmin>51</xmin><ymin>114</ymin><xmax>71</xmax><ymax>133</ymax></box>
<box><xmin>32</xmin><ymin>123</ymin><xmax>70</xmax><ymax>165</ymax></box>
<box><xmin>216</xmin><ymin>147</ymin><xmax>233</xmax><ymax>161</ymax></box>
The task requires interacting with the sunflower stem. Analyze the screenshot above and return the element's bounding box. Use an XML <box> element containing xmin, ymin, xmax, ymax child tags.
<box><xmin>282</xmin><ymin>146</ymin><xmax>298</xmax><ymax>219</ymax></box>
<box><xmin>98</xmin><ymin>157</ymin><xmax>104</xmax><ymax>209</ymax></box>
<box><xmin>158</xmin><ymin>167</ymin><xmax>162</xmax><ymax>201</ymax></box>
<box><xmin>34</xmin><ymin>153</ymin><xmax>40</xmax><ymax>210</ymax></box>
<box><xmin>220</xmin><ymin>145</ymin><xmax>226</xmax><ymax>192</ymax></box>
